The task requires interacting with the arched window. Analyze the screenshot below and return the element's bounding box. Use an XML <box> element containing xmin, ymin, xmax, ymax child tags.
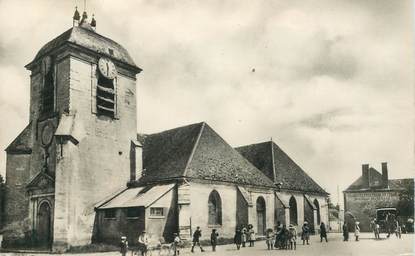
<box><xmin>256</xmin><ymin>196</ymin><xmax>266</xmax><ymax>235</ymax></box>
<box><xmin>42</xmin><ymin>59</ymin><xmax>55</xmax><ymax>114</ymax></box>
<box><xmin>314</xmin><ymin>199</ymin><xmax>321</xmax><ymax>224</ymax></box>
<box><xmin>289</xmin><ymin>196</ymin><xmax>298</xmax><ymax>225</ymax></box>
<box><xmin>208</xmin><ymin>190</ymin><xmax>222</xmax><ymax>225</ymax></box>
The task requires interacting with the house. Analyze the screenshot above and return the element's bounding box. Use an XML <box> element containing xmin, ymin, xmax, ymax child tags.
<box><xmin>344</xmin><ymin>163</ymin><xmax>414</xmax><ymax>231</ymax></box>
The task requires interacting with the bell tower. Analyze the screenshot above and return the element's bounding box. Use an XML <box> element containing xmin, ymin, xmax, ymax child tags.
<box><xmin>3</xmin><ymin>7</ymin><xmax>141</xmax><ymax>252</ymax></box>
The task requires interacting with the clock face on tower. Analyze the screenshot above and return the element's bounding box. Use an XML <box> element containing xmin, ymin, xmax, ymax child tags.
<box><xmin>98</xmin><ymin>57</ymin><xmax>117</xmax><ymax>80</ymax></box>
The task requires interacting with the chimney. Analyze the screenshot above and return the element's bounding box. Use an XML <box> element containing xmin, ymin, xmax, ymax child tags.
<box><xmin>381</xmin><ymin>162</ymin><xmax>389</xmax><ymax>188</ymax></box>
<box><xmin>362</xmin><ymin>164</ymin><xmax>369</xmax><ymax>188</ymax></box>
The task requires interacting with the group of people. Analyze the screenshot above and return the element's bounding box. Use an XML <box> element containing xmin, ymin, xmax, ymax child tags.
<box><xmin>371</xmin><ymin>215</ymin><xmax>403</xmax><ymax>239</ymax></box>
<box><xmin>263</xmin><ymin>223</ymin><xmax>298</xmax><ymax>250</ymax></box>
<box><xmin>233</xmin><ymin>224</ymin><xmax>257</xmax><ymax>250</ymax></box>
<box><xmin>119</xmin><ymin>221</ymin><xmax>329</xmax><ymax>255</ymax></box>
<box><xmin>342</xmin><ymin>222</ymin><xmax>360</xmax><ymax>242</ymax></box>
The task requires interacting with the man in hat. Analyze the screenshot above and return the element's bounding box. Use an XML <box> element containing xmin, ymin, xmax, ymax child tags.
<box><xmin>301</xmin><ymin>221</ymin><xmax>310</xmax><ymax>245</ymax></box>
<box><xmin>191</xmin><ymin>226</ymin><xmax>205</xmax><ymax>253</ymax></box>
<box><xmin>320</xmin><ymin>222</ymin><xmax>328</xmax><ymax>242</ymax></box>
<box><xmin>138</xmin><ymin>230</ymin><xmax>149</xmax><ymax>256</ymax></box>
<box><xmin>210</xmin><ymin>229</ymin><xmax>219</xmax><ymax>252</ymax></box>
<box><xmin>343</xmin><ymin>222</ymin><xmax>349</xmax><ymax>241</ymax></box>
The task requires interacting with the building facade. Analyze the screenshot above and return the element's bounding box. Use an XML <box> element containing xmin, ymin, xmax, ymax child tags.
<box><xmin>2</xmin><ymin>11</ymin><xmax>141</xmax><ymax>251</ymax></box>
<box><xmin>344</xmin><ymin>163</ymin><xmax>414</xmax><ymax>231</ymax></box>
<box><xmin>3</xmin><ymin>10</ymin><xmax>329</xmax><ymax>251</ymax></box>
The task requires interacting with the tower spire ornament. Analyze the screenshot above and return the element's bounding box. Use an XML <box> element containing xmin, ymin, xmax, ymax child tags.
<box><xmin>73</xmin><ymin>6</ymin><xmax>80</xmax><ymax>26</ymax></box>
<box><xmin>91</xmin><ymin>14</ymin><xmax>96</xmax><ymax>31</ymax></box>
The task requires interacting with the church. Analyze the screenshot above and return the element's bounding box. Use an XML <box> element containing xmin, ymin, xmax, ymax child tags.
<box><xmin>2</xmin><ymin>9</ymin><xmax>329</xmax><ymax>252</ymax></box>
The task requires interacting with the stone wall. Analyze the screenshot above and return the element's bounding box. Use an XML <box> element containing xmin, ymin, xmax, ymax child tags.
<box><xmin>188</xmin><ymin>182</ymin><xmax>274</xmax><ymax>240</ymax></box>
<box><xmin>2</xmin><ymin>154</ymin><xmax>31</xmax><ymax>247</ymax></box>
<box><xmin>145</xmin><ymin>187</ymin><xmax>177</xmax><ymax>243</ymax></box>
<box><xmin>52</xmin><ymin>56</ymin><xmax>137</xmax><ymax>250</ymax></box>
<box><xmin>344</xmin><ymin>190</ymin><xmax>401</xmax><ymax>231</ymax></box>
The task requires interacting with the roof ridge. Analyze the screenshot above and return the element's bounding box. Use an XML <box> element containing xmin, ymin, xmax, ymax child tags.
<box><xmin>270</xmin><ymin>140</ymin><xmax>277</xmax><ymax>183</ymax></box>
<box><xmin>5</xmin><ymin>122</ymin><xmax>32</xmax><ymax>153</ymax></box>
<box><xmin>183</xmin><ymin>122</ymin><xmax>205</xmax><ymax>177</ymax></box>
<box><xmin>147</xmin><ymin>122</ymin><xmax>205</xmax><ymax>137</ymax></box>
<box><xmin>271</xmin><ymin>141</ymin><xmax>326</xmax><ymax>191</ymax></box>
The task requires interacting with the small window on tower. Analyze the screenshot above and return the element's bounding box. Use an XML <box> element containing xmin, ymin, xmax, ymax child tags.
<box><xmin>96</xmin><ymin>58</ymin><xmax>117</xmax><ymax>118</ymax></box>
<box><xmin>41</xmin><ymin>56</ymin><xmax>55</xmax><ymax>114</ymax></box>
<box><xmin>96</xmin><ymin>75</ymin><xmax>115</xmax><ymax>118</ymax></box>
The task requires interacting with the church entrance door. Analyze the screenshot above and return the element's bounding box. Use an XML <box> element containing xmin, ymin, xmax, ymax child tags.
<box><xmin>37</xmin><ymin>201</ymin><xmax>52</xmax><ymax>248</ymax></box>
<box><xmin>256</xmin><ymin>197</ymin><xmax>266</xmax><ymax>235</ymax></box>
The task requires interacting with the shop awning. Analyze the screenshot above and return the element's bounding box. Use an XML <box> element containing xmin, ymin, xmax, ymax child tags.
<box><xmin>97</xmin><ymin>183</ymin><xmax>175</xmax><ymax>209</ymax></box>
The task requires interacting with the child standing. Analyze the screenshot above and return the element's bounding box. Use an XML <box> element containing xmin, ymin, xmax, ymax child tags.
<box><xmin>172</xmin><ymin>233</ymin><xmax>181</xmax><ymax>256</ymax></box>
<box><xmin>241</xmin><ymin>227</ymin><xmax>247</xmax><ymax>247</ymax></box>
<box><xmin>354</xmin><ymin>221</ymin><xmax>360</xmax><ymax>241</ymax></box>
<box><xmin>248</xmin><ymin>225</ymin><xmax>255</xmax><ymax>247</ymax></box>
<box><xmin>119</xmin><ymin>236</ymin><xmax>128</xmax><ymax>256</ymax></box>
<box><xmin>288</xmin><ymin>225</ymin><xmax>297</xmax><ymax>250</ymax></box>
<box><xmin>265</xmin><ymin>228</ymin><xmax>274</xmax><ymax>250</ymax></box>
<box><xmin>210</xmin><ymin>229</ymin><xmax>219</xmax><ymax>252</ymax></box>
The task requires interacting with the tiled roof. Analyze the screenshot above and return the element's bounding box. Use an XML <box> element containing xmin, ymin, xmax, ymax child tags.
<box><xmin>345</xmin><ymin>168</ymin><xmax>414</xmax><ymax>191</ymax></box>
<box><xmin>345</xmin><ymin>167</ymin><xmax>384</xmax><ymax>191</ymax></box>
<box><xmin>134</xmin><ymin>122</ymin><xmax>276</xmax><ymax>188</ymax></box>
<box><xmin>389</xmin><ymin>178</ymin><xmax>414</xmax><ymax>190</ymax></box>
<box><xmin>236</xmin><ymin>141</ymin><xmax>328</xmax><ymax>195</ymax></box>
<box><xmin>28</xmin><ymin>26</ymin><xmax>139</xmax><ymax>70</ymax></box>
<box><xmin>5</xmin><ymin>123</ymin><xmax>32</xmax><ymax>154</ymax></box>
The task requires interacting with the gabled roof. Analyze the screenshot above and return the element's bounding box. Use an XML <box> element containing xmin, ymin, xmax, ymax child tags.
<box><xmin>346</xmin><ymin>173</ymin><xmax>414</xmax><ymax>192</ymax></box>
<box><xmin>5</xmin><ymin>122</ymin><xmax>32</xmax><ymax>154</ymax></box>
<box><xmin>135</xmin><ymin>122</ymin><xmax>275</xmax><ymax>188</ymax></box>
<box><xmin>27</xmin><ymin>26</ymin><xmax>140</xmax><ymax>71</ymax></box>
<box><xmin>236</xmin><ymin>141</ymin><xmax>328</xmax><ymax>195</ymax></box>
<box><xmin>26</xmin><ymin>171</ymin><xmax>55</xmax><ymax>191</ymax></box>
<box><xmin>345</xmin><ymin>167</ymin><xmax>384</xmax><ymax>191</ymax></box>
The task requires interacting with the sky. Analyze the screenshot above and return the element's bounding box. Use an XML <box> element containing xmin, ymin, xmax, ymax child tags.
<box><xmin>0</xmin><ymin>0</ymin><xmax>413</xmax><ymax>206</ymax></box>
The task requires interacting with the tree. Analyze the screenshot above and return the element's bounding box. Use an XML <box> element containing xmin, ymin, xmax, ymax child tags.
<box><xmin>397</xmin><ymin>182</ymin><xmax>414</xmax><ymax>218</ymax></box>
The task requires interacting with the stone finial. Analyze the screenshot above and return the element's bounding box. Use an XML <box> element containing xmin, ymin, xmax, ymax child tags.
<box><xmin>91</xmin><ymin>14</ymin><xmax>96</xmax><ymax>31</ymax></box>
<box><xmin>73</xmin><ymin>6</ymin><xmax>80</xmax><ymax>26</ymax></box>
<box><xmin>80</xmin><ymin>11</ymin><xmax>88</xmax><ymax>25</ymax></box>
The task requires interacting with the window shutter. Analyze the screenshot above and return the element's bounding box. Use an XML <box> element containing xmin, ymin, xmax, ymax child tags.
<box><xmin>91</xmin><ymin>64</ymin><xmax>97</xmax><ymax>114</ymax></box>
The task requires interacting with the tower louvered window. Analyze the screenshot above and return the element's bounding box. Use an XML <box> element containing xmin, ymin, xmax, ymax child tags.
<box><xmin>96</xmin><ymin>75</ymin><xmax>115</xmax><ymax>118</ymax></box>
<box><xmin>42</xmin><ymin>65</ymin><xmax>55</xmax><ymax>114</ymax></box>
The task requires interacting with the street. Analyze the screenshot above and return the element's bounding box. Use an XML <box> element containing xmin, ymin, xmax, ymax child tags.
<box><xmin>1</xmin><ymin>233</ymin><xmax>413</xmax><ymax>256</ymax></box>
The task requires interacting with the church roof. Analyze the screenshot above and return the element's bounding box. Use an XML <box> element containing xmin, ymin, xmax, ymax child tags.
<box><xmin>236</xmin><ymin>141</ymin><xmax>328</xmax><ymax>195</ymax></box>
<box><xmin>5</xmin><ymin>122</ymin><xmax>32</xmax><ymax>154</ymax></box>
<box><xmin>27</xmin><ymin>26</ymin><xmax>139</xmax><ymax>70</ymax></box>
<box><xmin>134</xmin><ymin>122</ymin><xmax>276</xmax><ymax>188</ymax></box>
